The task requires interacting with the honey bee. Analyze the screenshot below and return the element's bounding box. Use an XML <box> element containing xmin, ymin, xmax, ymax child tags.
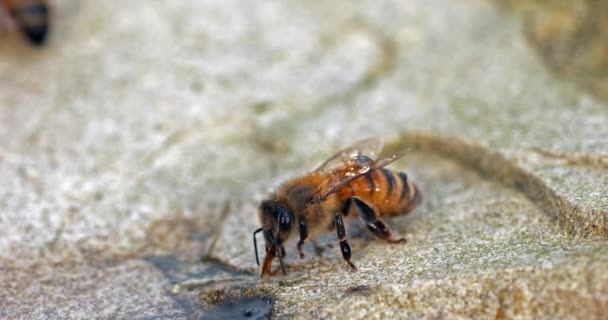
<box><xmin>1</xmin><ymin>0</ymin><xmax>49</xmax><ymax>45</ymax></box>
<box><xmin>253</xmin><ymin>138</ymin><xmax>422</xmax><ymax>276</ymax></box>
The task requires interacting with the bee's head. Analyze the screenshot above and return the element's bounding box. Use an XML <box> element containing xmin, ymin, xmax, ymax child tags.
<box><xmin>253</xmin><ymin>198</ymin><xmax>295</xmax><ymax>275</ymax></box>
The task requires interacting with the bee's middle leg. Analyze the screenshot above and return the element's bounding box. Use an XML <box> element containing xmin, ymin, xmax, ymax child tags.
<box><xmin>347</xmin><ymin>197</ymin><xmax>406</xmax><ymax>244</ymax></box>
<box><xmin>335</xmin><ymin>214</ymin><xmax>357</xmax><ymax>271</ymax></box>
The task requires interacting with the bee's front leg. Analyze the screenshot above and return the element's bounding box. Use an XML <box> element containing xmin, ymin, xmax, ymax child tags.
<box><xmin>297</xmin><ymin>218</ymin><xmax>308</xmax><ymax>259</ymax></box>
<box><xmin>335</xmin><ymin>214</ymin><xmax>357</xmax><ymax>271</ymax></box>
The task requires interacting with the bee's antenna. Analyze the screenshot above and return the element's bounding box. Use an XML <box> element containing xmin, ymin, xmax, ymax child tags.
<box><xmin>276</xmin><ymin>245</ymin><xmax>287</xmax><ymax>275</ymax></box>
<box><xmin>253</xmin><ymin>228</ymin><xmax>263</xmax><ymax>266</ymax></box>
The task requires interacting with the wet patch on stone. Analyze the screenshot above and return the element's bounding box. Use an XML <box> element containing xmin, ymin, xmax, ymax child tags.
<box><xmin>144</xmin><ymin>254</ymin><xmax>250</xmax><ymax>284</ymax></box>
<box><xmin>144</xmin><ymin>254</ymin><xmax>258</xmax><ymax>318</ymax></box>
<box><xmin>201</xmin><ymin>294</ymin><xmax>273</xmax><ymax>320</ymax></box>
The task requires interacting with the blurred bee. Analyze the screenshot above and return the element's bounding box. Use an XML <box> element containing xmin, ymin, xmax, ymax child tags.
<box><xmin>1</xmin><ymin>0</ymin><xmax>49</xmax><ymax>45</ymax></box>
<box><xmin>253</xmin><ymin>138</ymin><xmax>422</xmax><ymax>276</ymax></box>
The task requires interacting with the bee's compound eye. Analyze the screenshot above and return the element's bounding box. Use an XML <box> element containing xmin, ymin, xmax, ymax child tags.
<box><xmin>277</xmin><ymin>206</ymin><xmax>293</xmax><ymax>231</ymax></box>
<box><xmin>279</xmin><ymin>212</ymin><xmax>290</xmax><ymax>225</ymax></box>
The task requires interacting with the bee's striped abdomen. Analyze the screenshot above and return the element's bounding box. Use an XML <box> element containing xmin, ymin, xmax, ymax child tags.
<box><xmin>381</xmin><ymin>168</ymin><xmax>395</xmax><ymax>198</ymax></box>
<box><xmin>346</xmin><ymin>168</ymin><xmax>421</xmax><ymax>217</ymax></box>
<box><xmin>397</xmin><ymin>172</ymin><xmax>410</xmax><ymax>202</ymax></box>
<box><xmin>396</xmin><ymin>171</ymin><xmax>421</xmax><ymax>213</ymax></box>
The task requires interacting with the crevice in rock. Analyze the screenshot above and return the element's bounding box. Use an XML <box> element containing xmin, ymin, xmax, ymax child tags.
<box><xmin>525</xmin><ymin>146</ymin><xmax>608</xmax><ymax>169</ymax></box>
<box><xmin>388</xmin><ymin>130</ymin><xmax>607</xmax><ymax>238</ymax></box>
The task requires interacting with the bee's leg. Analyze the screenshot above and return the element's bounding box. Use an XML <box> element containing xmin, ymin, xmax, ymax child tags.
<box><xmin>297</xmin><ymin>218</ymin><xmax>308</xmax><ymax>259</ymax></box>
<box><xmin>335</xmin><ymin>214</ymin><xmax>357</xmax><ymax>271</ymax></box>
<box><xmin>349</xmin><ymin>197</ymin><xmax>406</xmax><ymax>244</ymax></box>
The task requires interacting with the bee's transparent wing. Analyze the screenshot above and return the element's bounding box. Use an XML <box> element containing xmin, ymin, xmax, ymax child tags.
<box><xmin>309</xmin><ymin>147</ymin><xmax>410</xmax><ymax>203</ymax></box>
<box><xmin>313</xmin><ymin>137</ymin><xmax>384</xmax><ymax>174</ymax></box>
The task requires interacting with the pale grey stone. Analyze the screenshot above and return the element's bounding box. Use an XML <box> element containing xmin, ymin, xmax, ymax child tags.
<box><xmin>0</xmin><ymin>0</ymin><xmax>606</xmax><ymax>319</ymax></box>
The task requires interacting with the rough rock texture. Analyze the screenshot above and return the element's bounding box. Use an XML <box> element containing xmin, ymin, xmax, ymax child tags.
<box><xmin>0</xmin><ymin>0</ymin><xmax>606</xmax><ymax>319</ymax></box>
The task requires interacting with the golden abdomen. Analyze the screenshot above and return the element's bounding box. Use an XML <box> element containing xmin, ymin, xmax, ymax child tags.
<box><xmin>338</xmin><ymin>168</ymin><xmax>421</xmax><ymax>217</ymax></box>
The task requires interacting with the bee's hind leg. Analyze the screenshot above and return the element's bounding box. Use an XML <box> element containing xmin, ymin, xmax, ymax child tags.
<box><xmin>348</xmin><ymin>197</ymin><xmax>406</xmax><ymax>244</ymax></box>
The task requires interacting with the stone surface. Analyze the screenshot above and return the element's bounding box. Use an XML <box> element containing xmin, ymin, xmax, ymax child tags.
<box><xmin>497</xmin><ymin>0</ymin><xmax>608</xmax><ymax>103</ymax></box>
<box><xmin>0</xmin><ymin>0</ymin><xmax>606</xmax><ymax>319</ymax></box>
